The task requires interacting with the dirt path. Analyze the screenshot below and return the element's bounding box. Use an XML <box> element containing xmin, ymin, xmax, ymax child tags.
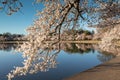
<box><xmin>65</xmin><ymin>56</ymin><xmax>120</xmax><ymax>80</ymax></box>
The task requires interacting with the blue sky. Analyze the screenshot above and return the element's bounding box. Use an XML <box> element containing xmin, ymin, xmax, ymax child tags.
<box><xmin>0</xmin><ymin>0</ymin><xmax>95</xmax><ymax>34</ymax></box>
<box><xmin>0</xmin><ymin>0</ymin><xmax>43</xmax><ymax>34</ymax></box>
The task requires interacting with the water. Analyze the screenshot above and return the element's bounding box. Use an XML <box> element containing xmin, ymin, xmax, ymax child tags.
<box><xmin>0</xmin><ymin>43</ymin><xmax>115</xmax><ymax>80</ymax></box>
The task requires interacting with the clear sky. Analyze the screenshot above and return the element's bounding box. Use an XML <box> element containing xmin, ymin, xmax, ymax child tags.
<box><xmin>0</xmin><ymin>0</ymin><xmax>44</xmax><ymax>34</ymax></box>
<box><xmin>0</xmin><ymin>0</ymin><xmax>95</xmax><ymax>34</ymax></box>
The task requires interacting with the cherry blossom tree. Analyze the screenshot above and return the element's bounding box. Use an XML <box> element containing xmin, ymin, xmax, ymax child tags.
<box><xmin>0</xmin><ymin>0</ymin><xmax>23</xmax><ymax>15</ymax></box>
<box><xmin>3</xmin><ymin>0</ymin><xmax>120</xmax><ymax>79</ymax></box>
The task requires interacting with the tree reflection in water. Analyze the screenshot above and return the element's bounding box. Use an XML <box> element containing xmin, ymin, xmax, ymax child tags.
<box><xmin>5</xmin><ymin>43</ymin><xmax>116</xmax><ymax>80</ymax></box>
<box><xmin>63</xmin><ymin>43</ymin><xmax>94</xmax><ymax>54</ymax></box>
<box><xmin>63</xmin><ymin>43</ymin><xmax>115</xmax><ymax>62</ymax></box>
<box><xmin>0</xmin><ymin>43</ymin><xmax>17</xmax><ymax>51</ymax></box>
<box><xmin>97</xmin><ymin>51</ymin><xmax>116</xmax><ymax>63</ymax></box>
<box><xmin>7</xmin><ymin>42</ymin><xmax>60</xmax><ymax>80</ymax></box>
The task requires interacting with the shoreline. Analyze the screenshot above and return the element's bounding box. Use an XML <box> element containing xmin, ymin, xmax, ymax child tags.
<box><xmin>0</xmin><ymin>40</ymin><xmax>120</xmax><ymax>45</ymax></box>
<box><xmin>65</xmin><ymin>55</ymin><xmax>120</xmax><ymax>80</ymax></box>
<box><xmin>0</xmin><ymin>40</ymin><xmax>100</xmax><ymax>44</ymax></box>
<box><xmin>0</xmin><ymin>40</ymin><xmax>28</xmax><ymax>44</ymax></box>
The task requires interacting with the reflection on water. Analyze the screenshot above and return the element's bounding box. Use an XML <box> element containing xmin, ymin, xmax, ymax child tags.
<box><xmin>63</xmin><ymin>43</ymin><xmax>94</xmax><ymax>54</ymax></box>
<box><xmin>0</xmin><ymin>43</ymin><xmax>117</xmax><ymax>80</ymax></box>
<box><xmin>0</xmin><ymin>43</ymin><xmax>17</xmax><ymax>51</ymax></box>
<box><xmin>62</xmin><ymin>43</ymin><xmax>116</xmax><ymax>62</ymax></box>
<box><xmin>7</xmin><ymin>50</ymin><xmax>60</xmax><ymax>80</ymax></box>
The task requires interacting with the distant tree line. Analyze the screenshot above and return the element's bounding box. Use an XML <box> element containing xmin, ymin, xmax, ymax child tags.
<box><xmin>61</xmin><ymin>29</ymin><xmax>94</xmax><ymax>40</ymax></box>
<box><xmin>46</xmin><ymin>29</ymin><xmax>95</xmax><ymax>41</ymax></box>
<box><xmin>0</xmin><ymin>32</ymin><xmax>25</xmax><ymax>41</ymax></box>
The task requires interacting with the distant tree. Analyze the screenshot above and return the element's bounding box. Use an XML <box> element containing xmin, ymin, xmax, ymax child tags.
<box><xmin>0</xmin><ymin>32</ymin><xmax>24</xmax><ymax>41</ymax></box>
<box><xmin>91</xmin><ymin>30</ymin><xmax>94</xmax><ymax>35</ymax></box>
<box><xmin>84</xmin><ymin>30</ymin><xmax>92</xmax><ymax>35</ymax></box>
<box><xmin>2</xmin><ymin>32</ymin><xmax>11</xmax><ymax>37</ymax></box>
<box><xmin>0</xmin><ymin>33</ymin><xmax>2</xmax><ymax>36</ymax></box>
<box><xmin>78</xmin><ymin>29</ymin><xmax>84</xmax><ymax>34</ymax></box>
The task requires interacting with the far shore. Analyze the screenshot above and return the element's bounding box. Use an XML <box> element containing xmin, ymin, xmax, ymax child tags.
<box><xmin>0</xmin><ymin>40</ymin><xmax>120</xmax><ymax>45</ymax></box>
<box><xmin>0</xmin><ymin>40</ymin><xmax>28</xmax><ymax>44</ymax></box>
<box><xmin>0</xmin><ymin>40</ymin><xmax>100</xmax><ymax>44</ymax></box>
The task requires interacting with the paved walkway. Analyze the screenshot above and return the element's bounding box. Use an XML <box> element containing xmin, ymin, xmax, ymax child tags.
<box><xmin>65</xmin><ymin>56</ymin><xmax>120</xmax><ymax>80</ymax></box>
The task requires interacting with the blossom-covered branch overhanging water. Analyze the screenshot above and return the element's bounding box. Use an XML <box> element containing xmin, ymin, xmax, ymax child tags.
<box><xmin>6</xmin><ymin>0</ymin><xmax>120</xmax><ymax>80</ymax></box>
